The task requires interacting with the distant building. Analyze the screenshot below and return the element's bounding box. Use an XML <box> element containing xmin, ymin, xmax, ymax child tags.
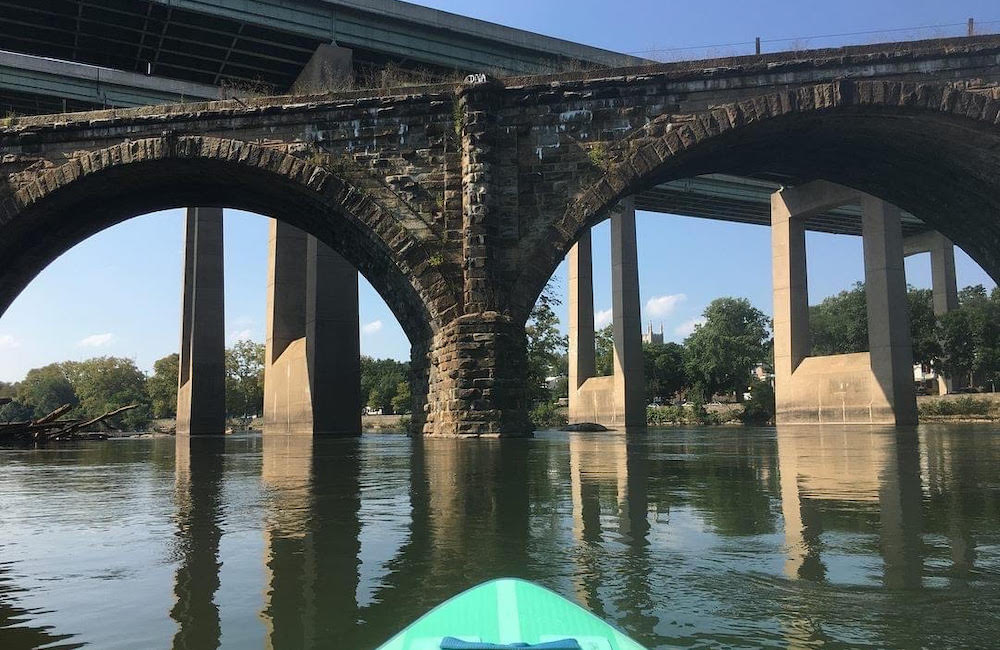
<box><xmin>642</xmin><ymin>322</ymin><xmax>664</xmax><ymax>345</ymax></box>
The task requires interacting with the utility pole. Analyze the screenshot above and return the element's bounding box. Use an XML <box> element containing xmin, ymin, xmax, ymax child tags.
<box><xmin>968</xmin><ymin>18</ymin><xmax>975</xmax><ymax>37</ymax></box>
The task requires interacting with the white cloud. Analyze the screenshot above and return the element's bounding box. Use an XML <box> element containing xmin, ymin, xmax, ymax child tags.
<box><xmin>645</xmin><ymin>293</ymin><xmax>686</xmax><ymax>318</ymax></box>
<box><xmin>674</xmin><ymin>317</ymin><xmax>706</xmax><ymax>337</ymax></box>
<box><xmin>78</xmin><ymin>333</ymin><xmax>113</xmax><ymax>348</ymax></box>
<box><xmin>594</xmin><ymin>308</ymin><xmax>613</xmax><ymax>328</ymax></box>
<box><xmin>0</xmin><ymin>334</ymin><xmax>20</xmax><ymax>349</ymax></box>
<box><xmin>362</xmin><ymin>320</ymin><xmax>383</xmax><ymax>335</ymax></box>
<box><xmin>229</xmin><ymin>329</ymin><xmax>253</xmax><ymax>343</ymax></box>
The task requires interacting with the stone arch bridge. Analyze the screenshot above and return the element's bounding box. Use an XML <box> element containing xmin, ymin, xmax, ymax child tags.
<box><xmin>3</xmin><ymin>36</ymin><xmax>1000</xmax><ymax>436</ymax></box>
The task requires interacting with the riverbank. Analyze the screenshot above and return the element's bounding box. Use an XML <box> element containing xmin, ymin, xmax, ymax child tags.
<box><xmin>917</xmin><ymin>392</ymin><xmax>1000</xmax><ymax>421</ymax></box>
<box><xmin>147</xmin><ymin>415</ymin><xmax>410</xmax><ymax>435</ymax></box>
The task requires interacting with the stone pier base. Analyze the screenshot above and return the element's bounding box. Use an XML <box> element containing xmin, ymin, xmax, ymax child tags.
<box><xmin>422</xmin><ymin>312</ymin><xmax>531</xmax><ymax>437</ymax></box>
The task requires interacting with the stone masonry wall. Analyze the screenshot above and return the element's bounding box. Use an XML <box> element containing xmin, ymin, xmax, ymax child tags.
<box><xmin>422</xmin><ymin>312</ymin><xmax>530</xmax><ymax>437</ymax></box>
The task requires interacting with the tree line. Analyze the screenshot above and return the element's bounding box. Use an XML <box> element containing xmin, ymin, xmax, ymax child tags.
<box><xmin>810</xmin><ymin>282</ymin><xmax>1000</xmax><ymax>389</ymax></box>
<box><xmin>525</xmin><ymin>285</ymin><xmax>774</xmax><ymax>427</ymax></box>
<box><xmin>0</xmin><ymin>339</ymin><xmax>413</xmax><ymax>431</ymax></box>
<box><xmin>524</xmin><ymin>280</ymin><xmax>1000</xmax><ymax>428</ymax></box>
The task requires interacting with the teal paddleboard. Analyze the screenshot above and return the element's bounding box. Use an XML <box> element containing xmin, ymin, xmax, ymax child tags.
<box><xmin>377</xmin><ymin>578</ymin><xmax>647</xmax><ymax>650</ymax></box>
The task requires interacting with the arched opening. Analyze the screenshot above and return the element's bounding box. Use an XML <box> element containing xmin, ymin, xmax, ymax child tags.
<box><xmin>0</xmin><ymin>207</ymin><xmax>417</xmax><ymax>432</ymax></box>
<box><xmin>0</xmin><ymin>140</ymin><xmax>453</xmax><ymax>433</ymax></box>
<box><xmin>518</xmin><ymin>82</ymin><xmax>1000</xmax><ymax>428</ymax></box>
<box><xmin>516</xmin><ymin>83</ymin><xmax>1000</xmax><ymax>312</ymax></box>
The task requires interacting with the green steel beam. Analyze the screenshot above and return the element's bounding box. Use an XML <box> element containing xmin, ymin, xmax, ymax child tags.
<box><xmin>0</xmin><ymin>51</ymin><xmax>218</xmax><ymax>109</ymax></box>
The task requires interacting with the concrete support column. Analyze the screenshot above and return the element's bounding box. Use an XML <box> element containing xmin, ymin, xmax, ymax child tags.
<box><xmin>610</xmin><ymin>198</ymin><xmax>645</xmax><ymax>428</ymax></box>
<box><xmin>862</xmin><ymin>196</ymin><xmax>918</xmax><ymax>425</ymax></box>
<box><xmin>307</xmin><ymin>236</ymin><xmax>361</xmax><ymax>433</ymax></box>
<box><xmin>290</xmin><ymin>43</ymin><xmax>353</xmax><ymax>94</ymax></box>
<box><xmin>568</xmin><ymin>230</ymin><xmax>595</xmax><ymax>422</ymax></box>
<box><xmin>930</xmin><ymin>235</ymin><xmax>959</xmax><ymax>394</ymax></box>
<box><xmin>904</xmin><ymin>230</ymin><xmax>959</xmax><ymax>394</ymax></box>
<box><xmin>263</xmin><ymin>221</ymin><xmax>360</xmax><ymax>435</ymax></box>
<box><xmin>176</xmin><ymin>207</ymin><xmax>226</xmax><ymax>436</ymax></box>
<box><xmin>928</xmin><ymin>233</ymin><xmax>959</xmax><ymax>316</ymax></box>
<box><xmin>770</xmin><ymin>190</ymin><xmax>811</xmax><ymax>387</ymax></box>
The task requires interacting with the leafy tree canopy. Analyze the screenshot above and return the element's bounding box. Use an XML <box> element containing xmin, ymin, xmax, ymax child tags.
<box><xmin>17</xmin><ymin>363</ymin><xmax>78</xmax><ymax>416</ymax></box>
<box><xmin>684</xmin><ymin>297</ymin><xmax>771</xmax><ymax>400</ymax></box>
<box><xmin>62</xmin><ymin>357</ymin><xmax>152</xmax><ymax>430</ymax></box>
<box><xmin>226</xmin><ymin>340</ymin><xmax>265</xmax><ymax>417</ymax></box>
<box><xmin>147</xmin><ymin>353</ymin><xmax>179</xmax><ymax>419</ymax></box>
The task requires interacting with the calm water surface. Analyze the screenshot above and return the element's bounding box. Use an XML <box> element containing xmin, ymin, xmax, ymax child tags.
<box><xmin>1</xmin><ymin>426</ymin><xmax>998</xmax><ymax>649</ymax></box>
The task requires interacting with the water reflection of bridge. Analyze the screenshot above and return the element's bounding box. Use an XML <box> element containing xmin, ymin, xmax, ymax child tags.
<box><xmin>166</xmin><ymin>428</ymin><xmax>999</xmax><ymax>648</ymax></box>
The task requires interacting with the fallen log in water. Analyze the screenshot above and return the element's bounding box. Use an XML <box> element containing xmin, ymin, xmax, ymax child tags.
<box><xmin>0</xmin><ymin>403</ymin><xmax>139</xmax><ymax>443</ymax></box>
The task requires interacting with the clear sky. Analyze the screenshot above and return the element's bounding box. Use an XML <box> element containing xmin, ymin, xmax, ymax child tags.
<box><xmin>1</xmin><ymin>0</ymin><xmax>998</xmax><ymax>382</ymax></box>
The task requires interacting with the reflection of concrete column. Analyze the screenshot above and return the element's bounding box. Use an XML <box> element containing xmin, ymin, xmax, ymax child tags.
<box><xmin>171</xmin><ymin>436</ymin><xmax>224</xmax><ymax>649</ymax></box>
<box><xmin>263</xmin><ymin>221</ymin><xmax>360</xmax><ymax>435</ymax></box>
<box><xmin>177</xmin><ymin>207</ymin><xmax>226</xmax><ymax>436</ymax></box>
<box><xmin>776</xmin><ymin>429</ymin><xmax>806</xmax><ymax>579</ymax></box>
<box><xmin>568</xmin><ymin>230</ymin><xmax>595</xmax><ymax>421</ymax></box>
<box><xmin>611</xmin><ymin>199</ymin><xmax>645</xmax><ymax>427</ymax></box>
<box><xmin>260</xmin><ymin>435</ymin><xmax>361</xmax><ymax>648</ymax></box>
<box><xmin>879</xmin><ymin>431</ymin><xmax>924</xmax><ymax>590</ymax></box>
<box><xmin>770</xmin><ymin>191</ymin><xmax>810</xmax><ymax>391</ymax></box>
<box><xmin>862</xmin><ymin>197</ymin><xmax>918</xmax><ymax>426</ymax></box>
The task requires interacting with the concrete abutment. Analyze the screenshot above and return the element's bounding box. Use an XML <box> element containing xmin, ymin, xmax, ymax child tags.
<box><xmin>567</xmin><ymin>200</ymin><xmax>646</xmax><ymax>429</ymax></box>
<box><xmin>772</xmin><ymin>182</ymin><xmax>917</xmax><ymax>426</ymax></box>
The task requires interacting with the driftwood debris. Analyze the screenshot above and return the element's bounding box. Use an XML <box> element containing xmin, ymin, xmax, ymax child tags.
<box><xmin>0</xmin><ymin>403</ymin><xmax>139</xmax><ymax>443</ymax></box>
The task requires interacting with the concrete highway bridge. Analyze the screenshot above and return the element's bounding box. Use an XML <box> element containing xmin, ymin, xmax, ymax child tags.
<box><xmin>2</xmin><ymin>1</ymin><xmax>999</xmax><ymax>436</ymax></box>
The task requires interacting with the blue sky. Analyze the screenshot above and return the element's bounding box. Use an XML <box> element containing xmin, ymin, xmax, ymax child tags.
<box><xmin>1</xmin><ymin>0</ymin><xmax>997</xmax><ymax>382</ymax></box>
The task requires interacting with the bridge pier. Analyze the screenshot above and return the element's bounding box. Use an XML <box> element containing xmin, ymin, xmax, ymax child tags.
<box><xmin>904</xmin><ymin>231</ymin><xmax>959</xmax><ymax>394</ymax></box>
<box><xmin>263</xmin><ymin>221</ymin><xmax>361</xmax><ymax>436</ymax></box>
<box><xmin>567</xmin><ymin>199</ymin><xmax>646</xmax><ymax>429</ymax></box>
<box><xmin>176</xmin><ymin>207</ymin><xmax>226</xmax><ymax>436</ymax></box>
<box><xmin>772</xmin><ymin>182</ymin><xmax>917</xmax><ymax>425</ymax></box>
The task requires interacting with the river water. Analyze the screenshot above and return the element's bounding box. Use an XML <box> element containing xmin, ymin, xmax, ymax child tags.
<box><xmin>0</xmin><ymin>426</ymin><xmax>997</xmax><ymax>649</ymax></box>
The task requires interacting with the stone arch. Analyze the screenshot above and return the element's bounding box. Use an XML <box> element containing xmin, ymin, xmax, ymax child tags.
<box><xmin>512</xmin><ymin>80</ymin><xmax>1000</xmax><ymax>318</ymax></box>
<box><xmin>0</xmin><ymin>135</ymin><xmax>461</xmax><ymax>343</ymax></box>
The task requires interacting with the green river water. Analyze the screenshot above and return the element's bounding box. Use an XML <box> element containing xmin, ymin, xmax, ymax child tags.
<box><xmin>0</xmin><ymin>425</ymin><xmax>998</xmax><ymax>648</ymax></box>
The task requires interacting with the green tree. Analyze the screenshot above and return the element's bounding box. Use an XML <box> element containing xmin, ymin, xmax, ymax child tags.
<box><xmin>17</xmin><ymin>363</ymin><xmax>77</xmax><ymax>415</ymax></box>
<box><xmin>684</xmin><ymin>297</ymin><xmax>771</xmax><ymax>400</ymax></box>
<box><xmin>594</xmin><ymin>324</ymin><xmax>614</xmax><ymax>377</ymax></box>
<box><xmin>953</xmin><ymin>285</ymin><xmax>1000</xmax><ymax>388</ymax></box>
<box><xmin>391</xmin><ymin>379</ymin><xmax>411</xmax><ymax>414</ymax></box>
<box><xmin>225</xmin><ymin>340</ymin><xmax>265</xmax><ymax>417</ymax></box>
<box><xmin>0</xmin><ymin>400</ymin><xmax>34</xmax><ymax>423</ymax></box>
<box><xmin>147</xmin><ymin>353</ymin><xmax>179</xmax><ymax>418</ymax></box>
<box><xmin>361</xmin><ymin>356</ymin><xmax>409</xmax><ymax>414</ymax></box>
<box><xmin>525</xmin><ymin>281</ymin><xmax>567</xmax><ymax>405</ymax></box>
<box><xmin>643</xmin><ymin>341</ymin><xmax>687</xmax><ymax>403</ymax></box>
<box><xmin>907</xmin><ymin>287</ymin><xmax>941</xmax><ymax>369</ymax></box>
<box><xmin>810</xmin><ymin>283</ymin><xmax>946</xmax><ymax>368</ymax></box>
<box><xmin>62</xmin><ymin>357</ymin><xmax>152</xmax><ymax>430</ymax></box>
<box><xmin>809</xmin><ymin>282</ymin><xmax>868</xmax><ymax>355</ymax></box>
